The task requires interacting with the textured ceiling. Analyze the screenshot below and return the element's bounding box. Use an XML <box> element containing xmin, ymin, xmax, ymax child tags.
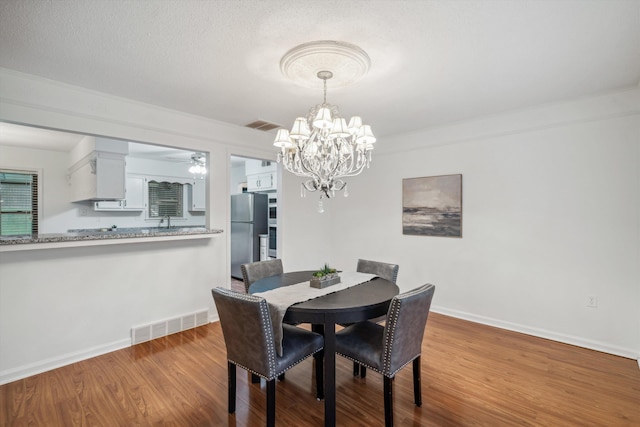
<box><xmin>0</xmin><ymin>0</ymin><xmax>639</xmax><ymax>141</ymax></box>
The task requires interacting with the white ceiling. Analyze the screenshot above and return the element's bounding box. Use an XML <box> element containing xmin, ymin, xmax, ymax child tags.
<box><xmin>0</xmin><ymin>0</ymin><xmax>639</xmax><ymax>143</ymax></box>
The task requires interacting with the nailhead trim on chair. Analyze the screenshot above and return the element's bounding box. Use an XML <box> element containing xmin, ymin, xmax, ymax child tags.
<box><xmin>259</xmin><ymin>299</ymin><xmax>278</xmax><ymax>378</ymax></box>
<box><xmin>216</xmin><ymin>287</ymin><xmax>324</xmax><ymax>380</ymax></box>
<box><xmin>217</xmin><ymin>287</ymin><xmax>260</xmax><ymax>302</ymax></box>
<box><xmin>215</xmin><ymin>288</ymin><xmax>277</xmax><ymax>376</ymax></box>
<box><xmin>382</xmin><ymin>285</ymin><xmax>429</xmax><ymax>377</ymax></box>
<box><xmin>240</xmin><ymin>265</ymin><xmax>251</xmax><ymax>293</ymax></box>
<box><xmin>335</xmin><ymin>352</ymin><xmax>418</xmax><ymax>379</ymax></box>
<box><xmin>337</xmin><ymin>287</ymin><xmax>422</xmax><ymax>378</ymax></box>
<box><xmin>382</xmin><ymin>297</ymin><xmax>400</xmax><ymax>375</ymax></box>
<box><xmin>229</xmin><ymin>347</ymin><xmax>323</xmax><ymax>381</ymax></box>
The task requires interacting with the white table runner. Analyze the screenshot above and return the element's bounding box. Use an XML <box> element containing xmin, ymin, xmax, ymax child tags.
<box><xmin>254</xmin><ymin>271</ymin><xmax>376</xmax><ymax>356</ymax></box>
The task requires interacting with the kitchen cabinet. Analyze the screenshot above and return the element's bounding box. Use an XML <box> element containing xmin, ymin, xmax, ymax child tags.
<box><xmin>93</xmin><ymin>200</ymin><xmax>124</xmax><ymax>210</ymax></box>
<box><xmin>189</xmin><ymin>179</ymin><xmax>206</xmax><ymax>211</ymax></box>
<box><xmin>93</xmin><ymin>176</ymin><xmax>145</xmax><ymax>211</ymax></box>
<box><xmin>247</xmin><ymin>172</ymin><xmax>275</xmax><ymax>192</ymax></box>
<box><xmin>70</xmin><ymin>152</ymin><xmax>126</xmax><ymax>202</ymax></box>
<box><xmin>245</xmin><ymin>158</ymin><xmax>276</xmax><ymax>176</ymax></box>
<box><xmin>122</xmin><ymin>176</ymin><xmax>146</xmax><ymax>210</ymax></box>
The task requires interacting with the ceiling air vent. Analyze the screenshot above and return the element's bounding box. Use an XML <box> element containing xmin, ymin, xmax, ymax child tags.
<box><xmin>245</xmin><ymin>120</ymin><xmax>281</xmax><ymax>132</ymax></box>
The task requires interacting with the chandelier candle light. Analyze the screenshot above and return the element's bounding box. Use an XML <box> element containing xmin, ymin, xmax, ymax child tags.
<box><xmin>274</xmin><ymin>41</ymin><xmax>376</xmax><ymax>213</ymax></box>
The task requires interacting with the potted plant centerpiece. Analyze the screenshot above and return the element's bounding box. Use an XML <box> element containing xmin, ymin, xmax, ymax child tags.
<box><xmin>310</xmin><ymin>263</ymin><xmax>341</xmax><ymax>289</ymax></box>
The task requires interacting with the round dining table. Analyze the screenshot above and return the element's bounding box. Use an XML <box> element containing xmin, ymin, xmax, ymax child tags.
<box><xmin>249</xmin><ymin>270</ymin><xmax>399</xmax><ymax>427</ymax></box>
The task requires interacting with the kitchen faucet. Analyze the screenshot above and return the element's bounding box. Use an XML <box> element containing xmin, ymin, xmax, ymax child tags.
<box><xmin>160</xmin><ymin>215</ymin><xmax>171</xmax><ymax>229</ymax></box>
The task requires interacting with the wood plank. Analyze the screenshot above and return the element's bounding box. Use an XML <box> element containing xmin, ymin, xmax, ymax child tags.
<box><xmin>1</xmin><ymin>313</ymin><xmax>638</xmax><ymax>426</ymax></box>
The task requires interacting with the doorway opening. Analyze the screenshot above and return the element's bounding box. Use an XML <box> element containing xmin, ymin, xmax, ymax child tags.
<box><xmin>230</xmin><ymin>155</ymin><xmax>279</xmax><ymax>290</ymax></box>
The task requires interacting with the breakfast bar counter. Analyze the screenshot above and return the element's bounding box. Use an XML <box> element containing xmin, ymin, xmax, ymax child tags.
<box><xmin>0</xmin><ymin>226</ymin><xmax>223</xmax><ymax>252</ymax></box>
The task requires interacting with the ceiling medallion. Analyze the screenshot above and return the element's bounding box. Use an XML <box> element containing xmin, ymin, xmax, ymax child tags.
<box><xmin>280</xmin><ymin>40</ymin><xmax>371</xmax><ymax>89</ymax></box>
<box><xmin>275</xmin><ymin>41</ymin><xmax>376</xmax><ymax>213</ymax></box>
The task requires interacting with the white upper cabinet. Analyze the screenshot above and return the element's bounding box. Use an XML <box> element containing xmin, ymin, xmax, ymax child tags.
<box><xmin>247</xmin><ymin>172</ymin><xmax>275</xmax><ymax>192</ymax></box>
<box><xmin>245</xmin><ymin>158</ymin><xmax>277</xmax><ymax>192</ymax></box>
<box><xmin>189</xmin><ymin>180</ymin><xmax>206</xmax><ymax>211</ymax></box>
<box><xmin>69</xmin><ymin>136</ymin><xmax>128</xmax><ymax>202</ymax></box>
<box><xmin>122</xmin><ymin>176</ymin><xmax>146</xmax><ymax>210</ymax></box>
<box><xmin>70</xmin><ymin>152</ymin><xmax>126</xmax><ymax>202</ymax></box>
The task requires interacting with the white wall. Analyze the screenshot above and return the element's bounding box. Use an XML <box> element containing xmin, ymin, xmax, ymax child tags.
<box><xmin>0</xmin><ymin>145</ymin><xmax>72</xmax><ymax>233</ymax></box>
<box><xmin>1</xmin><ymin>67</ymin><xmax>637</xmax><ymax>385</ymax></box>
<box><xmin>230</xmin><ymin>162</ymin><xmax>246</xmax><ymax>195</ymax></box>
<box><xmin>0</xmin><ymin>69</ymin><xmax>274</xmax><ymax>384</ymax></box>
<box><xmin>285</xmin><ymin>88</ymin><xmax>639</xmax><ymax>359</ymax></box>
<box><xmin>0</xmin><ymin>239</ymin><xmax>219</xmax><ymax>379</ymax></box>
<box><xmin>278</xmin><ymin>169</ymin><xmax>335</xmax><ymax>272</ymax></box>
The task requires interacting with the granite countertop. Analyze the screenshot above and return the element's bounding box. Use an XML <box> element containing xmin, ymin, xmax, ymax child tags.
<box><xmin>0</xmin><ymin>226</ymin><xmax>223</xmax><ymax>245</ymax></box>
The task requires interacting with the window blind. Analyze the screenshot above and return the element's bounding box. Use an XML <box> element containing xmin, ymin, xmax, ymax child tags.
<box><xmin>148</xmin><ymin>181</ymin><xmax>183</xmax><ymax>218</ymax></box>
<box><xmin>0</xmin><ymin>171</ymin><xmax>38</xmax><ymax>236</ymax></box>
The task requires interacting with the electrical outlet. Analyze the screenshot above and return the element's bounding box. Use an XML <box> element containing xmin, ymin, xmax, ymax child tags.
<box><xmin>79</xmin><ymin>207</ymin><xmax>88</xmax><ymax>217</ymax></box>
<box><xmin>587</xmin><ymin>295</ymin><xmax>598</xmax><ymax>308</ymax></box>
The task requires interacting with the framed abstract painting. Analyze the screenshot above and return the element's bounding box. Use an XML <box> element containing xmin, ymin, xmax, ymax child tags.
<box><xmin>402</xmin><ymin>174</ymin><xmax>462</xmax><ymax>237</ymax></box>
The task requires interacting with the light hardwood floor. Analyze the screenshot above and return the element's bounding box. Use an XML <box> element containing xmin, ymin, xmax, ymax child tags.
<box><xmin>1</xmin><ymin>312</ymin><xmax>639</xmax><ymax>426</ymax></box>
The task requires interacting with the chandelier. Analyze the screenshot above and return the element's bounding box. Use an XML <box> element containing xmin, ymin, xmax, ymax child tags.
<box><xmin>273</xmin><ymin>41</ymin><xmax>376</xmax><ymax>213</ymax></box>
<box><xmin>189</xmin><ymin>152</ymin><xmax>207</xmax><ymax>177</ymax></box>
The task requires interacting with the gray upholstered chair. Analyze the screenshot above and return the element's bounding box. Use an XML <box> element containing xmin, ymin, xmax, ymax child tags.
<box><xmin>357</xmin><ymin>258</ymin><xmax>399</xmax><ymax>283</ymax></box>
<box><xmin>335</xmin><ymin>284</ymin><xmax>435</xmax><ymax>427</ymax></box>
<box><xmin>240</xmin><ymin>259</ymin><xmax>286</xmax><ymax>383</ymax></box>
<box><xmin>352</xmin><ymin>258</ymin><xmax>400</xmax><ymax>377</ymax></box>
<box><xmin>241</xmin><ymin>258</ymin><xmax>284</xmax><ymax>293</ymax></box>
<box><xmin>212</xmin><ymin>287</ymin><xmax>324</xmax><ymax>427</ymax></box>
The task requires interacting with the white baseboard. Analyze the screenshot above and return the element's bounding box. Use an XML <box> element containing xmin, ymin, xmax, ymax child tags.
<box><xmin>431</xmin><ymin>305</ymin><xmax>639</xmax><ymax>361</ymax></box>
<box><xmin>0</xmin><ymin>338</ymin><xmax>130</xmax><ymax>386</ymax></box>
<box><xmin>1</xmin><ymin>317</ymin><xmax>220</xmax><ymax>386</ymax></box>
<box><xmin>3</xmin><ymin>308</ymin><xmax>636</xmax><ymax>386</ymax></box>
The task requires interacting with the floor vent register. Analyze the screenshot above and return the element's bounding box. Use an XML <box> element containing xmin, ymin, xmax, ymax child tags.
<box><xmin>131</xmin><ymin>309</ymin><xmax>209</xmax><ymax>345</ymax></box>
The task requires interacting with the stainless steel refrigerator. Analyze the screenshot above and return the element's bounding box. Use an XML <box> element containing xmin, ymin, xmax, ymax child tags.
<box><xmin>230</xmin><ymin>193</ymin><xmax>268</xmax><ymax>279</ymax></box>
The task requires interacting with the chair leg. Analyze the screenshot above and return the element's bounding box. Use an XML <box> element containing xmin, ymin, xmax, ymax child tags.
<box><xmin>251</xmin><ymin>373</ymin><xmax>261</xmax><ymax>383</ymax></box>
<box><xmin>360</xmin><ymin>366</ymin><xmax>367</xmax><ymax>378</ymax></box>
<box><xmin>278</xmin><ymin>373</ymin><xmax>285</xmax><ymax>381</ymax></box>
<box><xmin>413</xmin><ymin>357</ymin><xmax>422</xmax><ymax>407</ymax></box>
<box><xmin>266</xmin><ymin>379</ymin><xmax>276</xmax><ymax>427</ymax></box>
<box><xmin>228</xmin><ymin>361</ymin><xmax>236</xmax><ymax>414</ymax></box>
<box><xmin>384</xmin><ymin>376</ymin><xmax>393</xmax><ymax>427</ymax></box>
<box><xmin>353</xmin><ymin>362</ymin><xmax>360</xmax><ymax>376</ymax></box>
<box><xmin>314</xmin><ymin>352</ymin><xmax>324</xmax><ymax>400</ymax></box>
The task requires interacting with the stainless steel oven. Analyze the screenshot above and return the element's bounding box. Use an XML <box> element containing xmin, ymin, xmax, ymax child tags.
<box><xmin>268</xmin><ymin>195</ymin><xmax>277</xmax><ymax>225</ymax></box>
<box><xmin>267</xmin><ymin>194</ymin><xmax>277</xmax><ymax>256</ymax></box>
<box><xmin>269</xmin><ymin>205</ymin><xmax>277</xmax><ymax>224</ymax></box>
<box><xmin>268</xmin><ymin>226</ymin><xmax>277</xmax><ymax>258</ymax></box>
